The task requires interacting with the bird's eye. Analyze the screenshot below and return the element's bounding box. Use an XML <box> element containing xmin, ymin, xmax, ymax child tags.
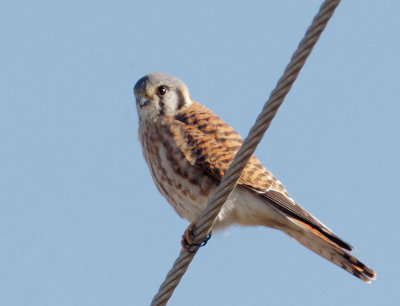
<box><xmin>156</xmin><ymin>86</ymin><xmax>168</xmax><ymax>96</ymax></box>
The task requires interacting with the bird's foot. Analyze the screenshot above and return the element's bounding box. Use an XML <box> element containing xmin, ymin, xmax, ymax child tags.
<box><xmin>181</xmin><ymin>223</ymin><xmax>212</xmax><ymax>253</ymax></box>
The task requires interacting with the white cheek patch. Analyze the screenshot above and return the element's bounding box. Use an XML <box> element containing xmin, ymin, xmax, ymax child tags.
<box><xmin>162</xmin><ymin>89</ymin><xmax>192</xmax><ymax>115</ymax></box>
<box><xmin>162</xmin><ymin>93</ymin><xmax>179</xmax><ymax>116</ymax></box>
<box><xmin>138</xmin><ymin>98</ymin><xmax>161</xmax><ymax>122</ymax></box>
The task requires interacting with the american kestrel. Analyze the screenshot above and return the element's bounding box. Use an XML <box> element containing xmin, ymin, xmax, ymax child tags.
<box><xmin>134</xmin><ymin>72</ymin><xmax>376</xmax><ymax>282</ymax></box>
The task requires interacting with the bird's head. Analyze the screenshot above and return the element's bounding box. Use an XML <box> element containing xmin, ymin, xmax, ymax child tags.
<box><xmin>134</xmin><ymin>73</ymin><xmax>192</xmax><ymax>122</ymax></box>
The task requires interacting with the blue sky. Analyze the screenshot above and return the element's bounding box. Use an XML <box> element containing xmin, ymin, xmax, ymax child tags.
<box><xmin>1</xmin><ymin>1</ymin><xmax>399</xmax><ymax>305</ymax></box>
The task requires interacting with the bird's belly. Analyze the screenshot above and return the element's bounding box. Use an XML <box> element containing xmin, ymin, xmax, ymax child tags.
<box><xmin>155</xmin><ymin>169</ymin><xmax>213</xmax><ymax>223</ymax></box>
<box><xmin>145</xmin><ymin>140</ymin><xmax>216</xmax><ymax>223</ymax></box>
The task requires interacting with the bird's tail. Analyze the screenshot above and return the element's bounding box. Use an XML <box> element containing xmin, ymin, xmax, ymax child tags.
<box><xmin>282</xmin><ymin>218</ymin><xmax>376</xmax><ymax>282</ymax></box>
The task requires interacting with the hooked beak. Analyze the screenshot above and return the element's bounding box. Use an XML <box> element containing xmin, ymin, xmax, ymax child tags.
<box><xmin>138</xmin><ymin>96</ymin><xmax>150</xmax><ymax>109</ymax></box>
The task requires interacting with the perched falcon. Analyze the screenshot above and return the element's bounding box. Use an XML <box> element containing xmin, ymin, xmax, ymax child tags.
<box><xmin>134</xmin><ymin>72</ymin><xmax>376</xmax><ymax>282</ymax></box>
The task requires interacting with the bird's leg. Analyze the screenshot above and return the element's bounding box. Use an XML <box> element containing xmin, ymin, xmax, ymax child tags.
<box><xmin>181</xmin><ymin>222</ymin><xmax>212</xmax><ymax>253</ymax></box>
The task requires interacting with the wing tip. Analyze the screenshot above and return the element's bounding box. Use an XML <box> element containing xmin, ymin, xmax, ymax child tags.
<box><xmin>343</xmin><ymin>251</ymin><xmax>376</xmax><ymax>282</ymax></box>
<box><xmin>355</xmin><ymin>270</ymin><xmax>376</xmax><ymax>283</ymax></box>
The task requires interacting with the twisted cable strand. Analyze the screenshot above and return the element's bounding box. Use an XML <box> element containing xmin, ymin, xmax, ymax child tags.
<box><xmin>151</xmin><ymin>1</ymin><xmax>340</xmax><ymax>305</ymax></box>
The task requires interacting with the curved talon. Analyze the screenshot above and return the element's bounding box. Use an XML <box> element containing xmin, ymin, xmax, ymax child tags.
<box><xmin>181</xmin><ymin>223</ymin><xmax>212</xmax><ymax>253</ymax></box>
<box><xmin>199</xmin><ymin>233</ymin><xmax>212</xmax><ymax>247</ymax></box>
